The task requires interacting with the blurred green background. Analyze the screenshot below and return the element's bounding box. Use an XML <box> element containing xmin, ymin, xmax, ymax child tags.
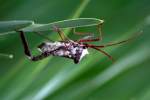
<box><xmin>0</xmin><ymin>0</ymin><xmax>150</xmax><ymax>100</ymax></box>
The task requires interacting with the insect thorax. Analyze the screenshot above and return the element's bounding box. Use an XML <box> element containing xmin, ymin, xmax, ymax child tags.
<box><xmin>38</xmin><ymin>41</ymin><xmax>89</xmax><ymax>63</ymax></box>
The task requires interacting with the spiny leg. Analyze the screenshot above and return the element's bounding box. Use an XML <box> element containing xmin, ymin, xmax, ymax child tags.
<box><xmin>53</xmin><ymin>26</ymin><xmax>70</xmax><ymax>41</ymax></box>
<box><xmin>72</xmin><ymin>23</ymin><xmax>103</xmax><ymax>42</ymax></box>
<box><xmin>18</xmin><ymin>31</ymin><xmax>49</xmax><ymax>61</ymax></box>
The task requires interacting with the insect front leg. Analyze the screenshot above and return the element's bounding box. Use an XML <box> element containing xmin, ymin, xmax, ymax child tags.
<box><xmin>52</xmin><ymin>26</ymin><xmax>70</xmax><ymax>41</ymax></box>
<box><xmin>19</xmin><ymin>31</ymin><xmax>32</xmax><ymax>58</ymax></box>
<box><xmin>18</xmin><ymin>31</ymin><xmax>49</xmax><ymax>61</ymax></box>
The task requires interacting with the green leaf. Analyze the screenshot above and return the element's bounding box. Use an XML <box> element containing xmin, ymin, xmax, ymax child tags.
<box><xmin>21</xmin><ymin>18</ymin><xmax>103</xmax><ymax>32</ymax></box>
<box><xmin>0</xmin><ymin>0</ymin><xmax>150</xmax><ymax>100</ymax></box>
<box><xmin>0</xmin><ymin>20</ymin><xmax>33</xmax><ymax>33</ymax></box>
<box><xmin>0</xmin><ymin>18</ymin><xmax>103</xmax><ymax>35</ymax></box>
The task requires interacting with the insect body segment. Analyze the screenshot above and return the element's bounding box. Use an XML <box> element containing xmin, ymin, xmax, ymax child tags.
<box><xmin>38</xmin><ymin>41</ymin><xmax>89</xmax><ymax>63</ymax></box>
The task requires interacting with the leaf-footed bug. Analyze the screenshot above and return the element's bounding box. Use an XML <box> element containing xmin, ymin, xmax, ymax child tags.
<box><xmin>17</xmin><ymin>20</ymin><xmax>141</xmax><ymax>64</ymax></box>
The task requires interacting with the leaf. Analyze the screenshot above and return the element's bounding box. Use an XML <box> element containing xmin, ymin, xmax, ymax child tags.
<box><xmin>0</xmin><ymin>20</ymin><xmax>33</xmax><ymax>34</ymax></box>
<box><xmin>21</xmin><ymin>18</ymin><xmax>103</xmax><ymax>32</ymax></box>
<box><xmin>0</xmin><ymin>18</ymin><xmax>103</xmax><ymax>36</ymax></box>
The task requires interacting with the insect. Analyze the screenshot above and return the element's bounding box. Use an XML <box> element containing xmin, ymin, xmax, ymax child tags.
<box><xmin>17</xmin><ymin>20</ymin><xmax>140</xmax><ymax>64</ymax></box>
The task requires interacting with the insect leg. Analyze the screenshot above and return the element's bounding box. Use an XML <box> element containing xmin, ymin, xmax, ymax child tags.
<box><xmin>19</xmin><ymin>31</ymin><xmax>32</xmax><ymax>57</ymax></box>
<box><xmin>73</xmin><ymin>28</ymin><xmax>98</xmax><ymax>42</ymax></box>
<box><xmin>76</xmin><ymin>23</ymin><xmax>103</xmax><ymax>42</ymax></box>
<box><xmin>78</xmin><ymin>37</ymin><xmax>100</xmax><ymax>42</ymax></box>
<box><xmin>18</xmin><ymin>31</ymin><xmax>49</xmax><ymax>61</ymax></box>
<box><xmin>97</xmin><ymin>23</ymin><xmax>103</xmax><ymax>41</ymax></box>
<box><xmin>53</xmin><ymin>26</ymin><xmax>69</xmax><ymax>41</ymax></box>
<box><xmin>72</xmin><ymin>28</ymin><xmax>92</xmax><ymax>35</ymax></box>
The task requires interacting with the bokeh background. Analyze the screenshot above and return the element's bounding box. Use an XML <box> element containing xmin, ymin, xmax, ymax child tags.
<box><xmin>0</xmin><ymin>0</ymin><xmax>150</xmax><ymax>100</ymax></box>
